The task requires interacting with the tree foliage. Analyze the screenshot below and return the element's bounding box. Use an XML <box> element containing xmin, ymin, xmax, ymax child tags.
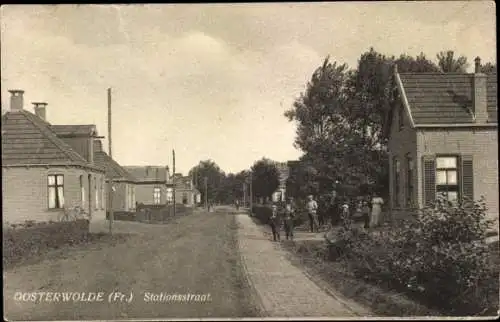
<box><xmin>250</xmin><ymin>158</ymin><xmax>280</xmax><ymax>201</ymax></box>
<box><xmin>436</xmin><ymin>50</ymin><xmax>469</xmax><ymax>73</ymax></box>
<box><xmin>188</xmin><ymin>160</ymin><xmax>225</xmax><ymax>203</ymax></box>
<box><xmin>285</xmin><ymin>48</ymin><xmax>461</xmax><ymax>201</ymax></box>
<box><xmin>480</xmin><ymin>62</ymin><xmax>497</xmax><ymax>73</ymax></box>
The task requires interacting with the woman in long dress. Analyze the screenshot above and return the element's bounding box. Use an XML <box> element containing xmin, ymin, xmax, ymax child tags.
<box><xmin>370</xmin><ymin>192</ymin><xmax>384</xmax><ymax>227</ymax></box>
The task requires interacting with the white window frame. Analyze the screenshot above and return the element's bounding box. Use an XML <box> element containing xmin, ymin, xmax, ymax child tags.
<box><xmin>48</xmin><ymin>174</ymin><xmax>65</xmax><ymax>209</ymax></box>
<box><xmin>436</xmin><ymin>156</ymin><xmax>459</xmax><ymax>203</ymax></box>
<box><xmin>153</xmin><ymin>187</ymin><xmax>161</xmax><ymax>205</ymax></box>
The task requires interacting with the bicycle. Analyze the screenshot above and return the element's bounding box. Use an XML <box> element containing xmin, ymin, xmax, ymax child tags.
<box><xmin>60</xmin><ymin>205</ymin><xmax>90</xmax><ymax>222</ymax></box>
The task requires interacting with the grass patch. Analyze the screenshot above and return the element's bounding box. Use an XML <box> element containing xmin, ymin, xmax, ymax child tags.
<box><xmin>282</xmin><ymin>240</ymin><xmax>443</xmax><ymax>317</ymax></box>
<box><xmin>3</xmin><ymin>227</ymin><xmax>131</xmax><ymax>270</ymax></box>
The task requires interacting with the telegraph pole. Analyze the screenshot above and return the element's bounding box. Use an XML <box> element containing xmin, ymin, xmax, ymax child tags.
<box><xmin>107</xmin><ymin>88</ymin><xmax>114</xmax><ymax>234</ymax></box>
<box><xmin>191</xmin><ymin>168</ymin><xmax>196</xmax><ymax>209</ymax></box>
<box><xmin>249</xmin><ymin>171</ymin><xmax>253</xmax><ymax>215</ymax></box>
<box><xmin>204</xmin><ymin>176</ymin><xmax>208</xmax><ymax>210</ymax></box>
<box><xmin>172</xmin><ymin>149</ymin><xmax>176</xmax><ymax>217</ymax></box>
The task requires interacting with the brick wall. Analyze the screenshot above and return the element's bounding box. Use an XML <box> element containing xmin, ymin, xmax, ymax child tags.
<box><xmin>2</xmin><ymin>166</ymin><xmax>105</xmax><ymax>226</ymax></box>
<box><xmin>388</xmin><ymin>98</ymin><xmax>418</xmax><ymax>212</ymax></box>
<box><xmin>135</xmin><ymin>182</ymin><xmax>167</xmax><ymax>205</ymax></box>
<box><xmin>416</xmin><ymin>128</ymin><xmax>499</xmax><ymax>225</ymax></box>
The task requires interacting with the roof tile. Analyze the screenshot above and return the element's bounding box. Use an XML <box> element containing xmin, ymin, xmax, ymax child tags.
<box><xmin>2</xmin><ymin>111</ymin><xmax>89</xmax><ymax>165</ymax></box>
<box><xmin>399</xmin><ymin>73</ymin><xmax>497</xmax><ymax>124</ymax></box>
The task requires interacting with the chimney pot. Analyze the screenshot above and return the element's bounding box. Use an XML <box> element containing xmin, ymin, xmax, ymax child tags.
<box><xmin>474</xmin><ymin>56</ymin><xmax>481</xmax><ymax>73</ymax></box>
<box><xmin>32</xmin><ymin>102</ymin><xmax>47</xmax><ymax>121</ymax></box>
<box><xmin>8</xmin><ymin>90</ymin><xmax>24</xmax><ymax>111</ymax></box>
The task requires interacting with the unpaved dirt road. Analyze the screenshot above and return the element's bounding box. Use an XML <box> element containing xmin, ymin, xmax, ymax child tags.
<box><xmin>4</xmin><ymin>209</ymin><xmax>258</xmax><ymax>320</ymax></box>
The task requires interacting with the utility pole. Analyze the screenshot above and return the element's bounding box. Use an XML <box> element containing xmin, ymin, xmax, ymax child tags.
<box><xmin>204</xmin><ymin>176</ymin><xmax>208</xmax><ymax>210</ymax></box>
<box><xmin>107</xmin><ymin>88</ymin><xmax>113</xmax><ymax>235</ymax></box>
<box><xmin>172</xmin><ymin>149</ymin><xmax>176</xmax><ymax>217</ymax></box>
<box><xmin>249</xmin><ymin>171</ymin><xmax>253</xmax><ymax>215</ymax></box>
<box><xmin>243</xmin><ymin>183</ymin><xmax>246</xmax><ymax>207</ymax></box>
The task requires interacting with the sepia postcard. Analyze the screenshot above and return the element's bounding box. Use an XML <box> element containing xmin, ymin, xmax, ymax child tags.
<box><xmin>1</xmin><ymin>2</ymin><xmax>498</xmax><ymax>321</ymax></box>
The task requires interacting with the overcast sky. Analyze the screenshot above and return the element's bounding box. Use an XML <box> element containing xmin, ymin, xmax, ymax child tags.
<box><xmin>1</xmin><ymin>2</ymin><xmax>496</xmax><ymax>174</ymax></box>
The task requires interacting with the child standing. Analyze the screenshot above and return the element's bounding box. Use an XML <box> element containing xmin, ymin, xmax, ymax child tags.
<box><xmin>269</xmin><ymin>204</ymin><xmax>281</xmax><ymax>241</ymax></box>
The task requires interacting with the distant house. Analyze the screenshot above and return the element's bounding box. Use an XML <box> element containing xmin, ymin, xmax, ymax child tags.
<box><xmin>93</xmin><ymin>140</ymin><xmax>136</xmax><ymax>213</ymax></box>
<box><xmin>173</xmin><ymin>174</ymin><xmax>200</xmax><ymax>206</ymax></box>
<box><xmin>1</xmin><ymin>90</ymin><xmax>106</xmax><ymax>227</ymax></box>
<box><xmin>123</xmin><ymin>166</ymin><xmax>170</xmax><ymax>206</ymax></box>
<box><xmin>387</xmin><ymin>57</ymin><xmax>498</xmax><ymax>228</ymax></box>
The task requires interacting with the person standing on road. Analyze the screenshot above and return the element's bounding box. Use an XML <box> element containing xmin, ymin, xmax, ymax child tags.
<box><xmin>306</xmin><ymin>195</ymin><xmax>319</xmax><ymax>233</ymax></box>
<box><xmin>283</xmin><ymin>197</ymin><xmax>295</xmax><ymax>240</ymax></box>
<box><xmin>235</xmin><ymin>199</ymin><xmax>240</xmax><ymax>211</ymax></box>
<box><xmin>269</xmin><ymin>204</ymin><xmax>281</xmax><ymax>241</ymax></box>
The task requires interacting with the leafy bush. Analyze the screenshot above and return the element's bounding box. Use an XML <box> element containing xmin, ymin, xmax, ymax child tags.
<box><xmin>336</xmin><ymin>196</ymin><xmax>497</xmax><ymax>315</ymax></box>
<box><xmin>3</xmin><ymin>220</ymin><xmax>90</xmax><ymax>266</ymax></box>
<box><xmin>252</xmin><ymin>205</ymin><xmax>273</xmax><ymax>225</ymax></box>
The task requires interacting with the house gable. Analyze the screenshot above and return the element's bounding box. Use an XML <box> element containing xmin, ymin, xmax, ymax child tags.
<box><xmin>1</xmin><ymin>111</ymin><xmax>91</xmax><ymax>166</ymax></box>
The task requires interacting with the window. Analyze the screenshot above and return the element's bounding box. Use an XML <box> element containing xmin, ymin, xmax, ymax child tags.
<box><xmin>95</xmin><ymin>176</ymin><xmax>99</xmax><ymax>210</ymax></box>
<box><xmin>436</xmin><ymin>156</ymin><xmax>459</xmax><ymax>202</ymax></box>
<box><xmin>398</xmin><ymin>103</ymin><xmax>404</xmax><ymax>130</ymax></box>
<box><xmin>393</xmin><ymin>157</ymin><xmax>400</xmax><ymax>207</ymax></box>
<box><xmin>153</xmin><ymin>187</ymin><xmax>161</xmax><ymax>205</ymax></box>
<box><xmin>79</xmin><ymin>175</ymin><xmax>85</xmax><ymax>207</ymax></box>
<box><xmin>48</xmin><ymin>175</ymin><xmax>64</xmax><ymax>209</ymax></box>
<box><xmin>406</xmin><ymin>154</ymin><xmax>414</xmax><ymax>207</ymax></box>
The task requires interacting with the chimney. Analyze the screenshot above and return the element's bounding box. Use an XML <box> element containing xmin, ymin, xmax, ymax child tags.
<box><xmin>473</xmin><ymin>56</ymin><xmax>488</xmax><ymax>123</ymax></box>
<box><xmin>9</xmin><ymin>90</ymin><xmax>24</xmax><ymax>111</ymax></box>
<box><xmin>474</xmin><ymin>56</ymin><xmax>481</xmax><ymax>73</ymax></box>
<box><xmin>32</xmin><ymin>102</ymin><xmax>47</xmax><ymax>121</ymax></box>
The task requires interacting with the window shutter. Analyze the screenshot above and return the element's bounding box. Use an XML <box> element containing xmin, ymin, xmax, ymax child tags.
<box><xmin>461</xmin><ymin>155</ymin><xmax>474</xmax><ymax>205</ymax></box>
<box><xmin>422</xmin><ymin>155</ymin><xmax>436</xmax><ymax>206</ymax></box>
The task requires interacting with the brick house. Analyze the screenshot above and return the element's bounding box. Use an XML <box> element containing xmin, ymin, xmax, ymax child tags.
<box><xmin>1</xmin><ymin>90</ymin><xmax>106</xmax><ymax>228</ymax></box>
<box><xmin>93</xmin><ymin>140</ymin><xmax>136</xmax><ymax>213</ymax></box>
<box><xmin>123</xmin><ymin>166</ymin><xmax>170</xmax><ymax>206</ymax></box>
<box><xmin>388</xmin><ymin>57</ymin><xmax>498</xmax><ymax>228</ymax></box>
<box><xmin>173</xmin><ymin>174</ymin><xmax>200</xmax><ymax>206</ymax></box>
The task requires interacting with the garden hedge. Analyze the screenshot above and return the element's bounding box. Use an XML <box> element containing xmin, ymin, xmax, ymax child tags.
<box><xmin>3</xmin><ymin>219</ymin><xmax>89</xmax><ymax>266</ymax></box>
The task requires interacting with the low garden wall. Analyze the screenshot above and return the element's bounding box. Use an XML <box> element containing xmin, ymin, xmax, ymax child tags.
<box><xmin>106</xmin><ymin>204</ymin><xmax>193</xmax><ymax>223</ymax></box>
<box><xmin>3</xmin><ymin>219</ymin><xmax>90</xmax><ymax>266</ymax></box>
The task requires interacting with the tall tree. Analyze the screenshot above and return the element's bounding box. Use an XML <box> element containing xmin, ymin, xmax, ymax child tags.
<box><xmin>188</xmin><ymin>160</ymin><xmax>225</xmax><ymax>203</ymax></box>
<box><xmin>480</xmin><ymin>62</ymin><xmax>497</xmax><ymax>73</ymax></box>
<box><xmin>251</xmin><ymin>158</ymin><xmax>280</xmax><ymax>202</ymax></box>
<box><xmin>436</xmin><ymin>50</ymin><xmax>469</xmax><ymax>73</ymax></box>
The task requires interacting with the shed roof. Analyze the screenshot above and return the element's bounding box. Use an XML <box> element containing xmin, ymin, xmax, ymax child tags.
<box><xmin>94</xmin><ymin>151</ymin><xmax>136</xmax><ymax>182</ymax></box>
<box><xmin>51</xmin><ymin>124</ymin><xmax>96</xmax><ymax>137</ymax></box>
<box><xmin>123</xmin><ymin>166</ymin><xmax>168</xmax><ymax>183</ymax></box>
